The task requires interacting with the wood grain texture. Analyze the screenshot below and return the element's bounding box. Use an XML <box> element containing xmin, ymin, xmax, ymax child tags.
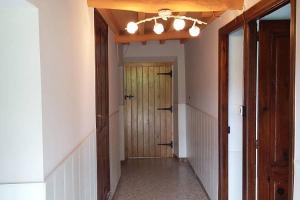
<box><xmin>258</xmin><ymin>20</ymin><xmax>291</xmax><ymax>200</ymax></box>
<box><xmin>88</xmin><ymin>0</ymin><xmax>243</xmax><ymax>13</ymax></box>
<box><xmin>243</xmin><ymin>20</ymin><xmax>258</xmax><ymax>200</ymax></box>
<box><xmin>218</xmin><ymin>1</ymin><xmax>296</xmax><ymax>200</ymax></box>
<box><xmin>124</xmin><ymin>63</ymin><xmax>173</xmax><ymax>158</ymax></box>
<box><xmin>115</xmin><ymin>31</ymin><xmax>192</xmax><ymax>44</ymax></box>
<box><xmin>95</xmin><ymin>10</ymin><xmax>110</xmax><ymax>200</ymax></box>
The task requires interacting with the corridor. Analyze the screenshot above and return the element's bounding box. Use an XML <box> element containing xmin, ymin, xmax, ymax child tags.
<box><xmin>113</xmin><ymin>159</ymin><xmax>209</xmax><ymax>200</ymax></box>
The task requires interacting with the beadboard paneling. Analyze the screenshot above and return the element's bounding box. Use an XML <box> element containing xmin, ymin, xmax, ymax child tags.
<box><xmin>45</xmin><ymin>131</ymin><xmax>97</xmax><ymax>200</ymax></box>
<box><xmin>186</xmin><ymin>104</ymin><xmax>218</xmax><ymax>200</ymax></box>
<box><xmin>109</xmin><ymin>111</ymin><xmax>121</xmax><ymax>197</ymax></box>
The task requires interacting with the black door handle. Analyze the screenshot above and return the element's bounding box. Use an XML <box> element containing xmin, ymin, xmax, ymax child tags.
<box><xmin>124</xmin><ymin>95</ymin><xmax>134</xmax><ymax>100</ymax></box>
<box><xmin>157</xmin><ymin>141</ymin><xmax>173</xmax><ymax>148</ymax></box>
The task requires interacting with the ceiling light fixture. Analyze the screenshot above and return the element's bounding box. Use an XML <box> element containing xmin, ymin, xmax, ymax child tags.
<box><xmin>189</xmin><ymin>22</ymin><xmax>201</xmax><ymax>37</ymax></box>
<box><xmin>126</xmin><ymin>21</ymin><xmax>138</xmax><ymax>34</ymax></box>
<box><xmin>173</xmin><ymin>18</ymin><xmax>186</xmax><ymax>31</ymax></box>
<box><xmin>153</xmin><ymin>19</ymin><xmax>164</xmax><ymax>34</ymax></box>
<box><xmin>126</xmin><ymin>9</ymin><xmax>206</xmax><ymax>37</ymax></box>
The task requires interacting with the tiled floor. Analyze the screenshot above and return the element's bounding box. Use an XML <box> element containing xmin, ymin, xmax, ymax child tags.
<box><xmin>112</xmin><ymin>158</ymin><xmax>209</xmax><ymax>200</ymax></box>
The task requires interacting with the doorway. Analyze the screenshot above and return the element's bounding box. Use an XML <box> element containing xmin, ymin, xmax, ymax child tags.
<box><xmin>218</xmin><ymin>1</ymin><xmax>296</xmax><ymax>200</ymax></box>
<box><xmin>124</xmin><ymin>62</ymin><xmax>174</xmax><ymax>158</ymax></box>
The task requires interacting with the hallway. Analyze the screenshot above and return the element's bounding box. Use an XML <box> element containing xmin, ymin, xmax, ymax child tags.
<box><xmin>113</xmin><ymin>159</ymin><xmax>209</xmax><ymax>200</ymax></box>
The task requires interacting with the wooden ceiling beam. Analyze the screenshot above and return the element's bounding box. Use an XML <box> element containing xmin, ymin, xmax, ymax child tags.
<box><xmin>97</xmin><ymin>9</ymin><xmax>120</xmax><ymax>35</ymax></box>
<box><xmin>115</xmin><ymin>31</ymin><xmax>191</xmax><ymax>43</ymax></box>
<box><xmin>137</xmin><ymin>12</ymin><xmax>146</xmax><ymax>35</ymax></box>
<box><xmin>88</xmin><ymin>0</ymin><xmax>243</xmax><ymax>13</ymax></box>
<box><xmin>180</xmin><ymin>39</ymin><xmax>188</xmax><ymax>44</ymax></box>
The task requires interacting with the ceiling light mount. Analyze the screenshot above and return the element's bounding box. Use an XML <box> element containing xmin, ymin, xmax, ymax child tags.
<box><xmin>126</xmin><ymin>9</ymin><xmax>206</xmax><ymax>37</ymax></box>
<box><xmin>158</xmin><ymin>9</ymin><xmax>172</xmax><ymax>20</ymax></box>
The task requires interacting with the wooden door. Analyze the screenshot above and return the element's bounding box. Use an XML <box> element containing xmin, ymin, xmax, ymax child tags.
<box><xmin>124</xmin><ymin>62</ymin><xmax>173</xmax><ymax>158</ymax></box>
<box><xmin>95</xmin><ymin>10</ymin><xmax>110</xmax><ymax>200</ymax></box>
<box><xmin>258</xmin><ymin>20</ymin><xmax>291</xmax><ymax>200</ymax></box>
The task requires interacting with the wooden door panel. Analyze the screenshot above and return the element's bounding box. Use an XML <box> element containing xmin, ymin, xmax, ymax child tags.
<box><xmin>124</xmin><ymin>66</ymin><xmax>132</xmax><ymax>157</ymax></box>
<box><xmin>148</xmin><ymin>66</ymin><xmax>156</xmax><ymax>156</ymax></box>
<box><xmin>154</xmin><ymin>66</ymin><xmax>161</xmax><ymax>157</ymax></box>
<box><xmin>95</xmin><ymin>10</ymin><xmax>110</xmax><ymax>200</ymax></box>
<box><xmin>137</xmin><ymin>66</ymin><xmax>144</xmax><ymax>157</ymax></box>
<box><xmin>125</xmin><ymin>63</ymin><xmax>173</xmax><ymax>158</ymax></box>
<box><xmin>258</xmin><ymin>20</ymin><xmax>291</xmax><ymax>200</ymax></box>
<box><xmin>159</xmin><ymin>66</ymin><xmax>167</xmax><ymax>157</ymax></box>
<box><xmin>143</xmin><ymin>66</ymin><xmax>150</xmax><ymax>157</ymax></box>
<box><xmin>165</xmin><ymin>65</ymin><xmax>173</xmax><ymax>157</ymax></box>
<box><xmin>131</xmin><ymin>66</ymin><xmax>138</xmax><ymax>157</ymax></box>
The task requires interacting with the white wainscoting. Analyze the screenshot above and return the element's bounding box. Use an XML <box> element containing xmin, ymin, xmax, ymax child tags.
<box><xmin>0</xmin><ymin>183</ymin><xmax>45</xmax><ymax>200</ymax></box>
<box><xmin>178</xmin><ymin>104</ymin><xmax>187</xmax><ymax>158</ymax></box>
<box><xmin>45</xmin><ymin>131</ymin><xmax>97</xmax><ymax>200</ymax></box>
<box><xmin>109</xmin><ymin>111</ymin><xmax>121</xmax><ymax>197</ymax></box>
<box><xmin>186</xmin><ymin>104</ymin><xmax>218</xmax><ymax>200</ymax></box>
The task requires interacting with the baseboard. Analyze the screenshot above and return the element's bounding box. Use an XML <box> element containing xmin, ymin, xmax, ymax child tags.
<box><xmin>121</xmin><ymin>160</ymin><xmax>127</xmax><ymax>166</ymax></box>
<box><xmin>187</xmin><ymin>160</ymin><xmax>211</xmax><ymax>200</ymax></box>
<box><xmin>173</xmin><ymin>154</ymin><xmax>188</xmax><ymax>162</ymax></box>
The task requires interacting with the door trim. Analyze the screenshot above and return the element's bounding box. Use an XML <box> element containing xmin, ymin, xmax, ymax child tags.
<box><xmin>218</xmin><ymin>0</ymin><xmax>296</xmax><ymax>199</ymax></box>
<box><xmin>95</xmin><ymin>9</ymin><xmax>110</xmax><ymax>200</ymax></box>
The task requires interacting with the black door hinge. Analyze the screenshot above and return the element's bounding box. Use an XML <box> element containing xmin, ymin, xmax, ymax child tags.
<box><xmin>227</xmin><ymin>126</ymin><xmax>230</xmax><ymax>134</ymax></box>
<box><xmin>157</xmin><ymin>106</ymin><xmax>173</xmax><ymax>112</ymax></box>
<box><xmin>157</xmin><ymin>70</ymin><xmax>173</xmax><ymax>78</ymax></box>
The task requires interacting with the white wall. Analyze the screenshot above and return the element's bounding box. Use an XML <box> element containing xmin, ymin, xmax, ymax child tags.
<box><xmin>123</xmin><ymin>41</ymin><xmax>187</xmax><ymax>157</ymax></box>
<box><xmin>0</xmin><ymin>0</ymin><xmax>44</xmax><ymax>183</ymax></box>
<box><xmin>28</xmin><ymin>0</ymin><xmax>96</xmax><ymax>177</ymax></box>
<box><xmin>228</xmin><ymin>29</ymin><xmax>244</xmax><ymax>200</ymax></box>
<box><xmin>108</xmin><ymin>30</ymin><xmax>122</xmax><ymax>196</ymax></box>
<box><xmin>0</xmin><ymin>183</ymin><xmax>45</xmax><ymax>200</ymax></box>
<box><xmin>26</xmin><ymin>0</ymin><xmax>121</xmax><ymax>199</ymax></box>
<box><xmin>184</xmin><ymin>0</ymin><xmax>260</xmax><ymax>199</ymax></box>
<box><xmin>44</xmin><ymin>29</ymin><xmax>122</xmax><ymax>200</ymax></box>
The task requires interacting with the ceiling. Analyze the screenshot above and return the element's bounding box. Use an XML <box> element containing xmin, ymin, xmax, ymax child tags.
<box><xmin>88</xmin><ymin>0</ymin><xmax>244</xmax><ymax>44</ymax></box>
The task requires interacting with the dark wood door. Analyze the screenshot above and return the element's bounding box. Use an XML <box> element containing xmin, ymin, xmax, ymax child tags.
<box><xmin>258</xmin><ymin>20</ymin><xmax>291</xmax><ymax>200</ymax></box>
<box><xmin>95</xmin><ymin>10</ymin><xmax>110</xmax><ymax>200</ymax></box>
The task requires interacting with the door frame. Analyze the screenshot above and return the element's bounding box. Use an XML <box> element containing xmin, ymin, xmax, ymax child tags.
<box><xmin>123</xmin><ymin>57</ymin><xmax>177</xmax><ymax>159</ymax></box>
<box><xmin>95</xmin><ymin>9</ymin><xmax>110</xmax><ymax>200</ymax></box>
<box><xmin>218</xmin><ymin>0</ymin><xmax>296</xmax><ymax>200</ymax></box>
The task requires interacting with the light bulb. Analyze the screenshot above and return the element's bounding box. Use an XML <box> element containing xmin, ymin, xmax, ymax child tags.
<box><xmin>126</xmin><ymin>22</ymin><xmax>138</xmax><ymax>34</ymax></box>
<box><xmin>153</xmin><ymin>23</ymin><xmax>164</xmax><ymax>34</ymax></box>
<box><xmin>189</xmin><ymin>25</ymin><xmax>200</xmax><ymax>37</ymax></box>
<box><xmin>173</xmin><ymin>18</ymin><xmax>185</xmax><ymax>31</ymax></box>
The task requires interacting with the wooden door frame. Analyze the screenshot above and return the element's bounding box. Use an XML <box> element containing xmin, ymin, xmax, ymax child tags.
<box><xmin>95</xmin><ymin>9</ymin><xmax>110</xmax><ymax>200</ymax></box>
<box><xmin>218</xmin><ymin>0</ymin><xmax>296</xmax><ymax>199</ymax></box>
